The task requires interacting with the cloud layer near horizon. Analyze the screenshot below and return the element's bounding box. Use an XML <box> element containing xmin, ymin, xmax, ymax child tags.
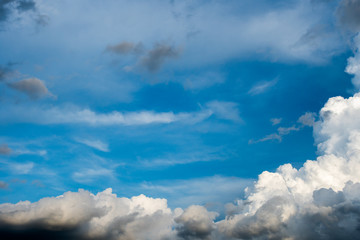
<box><xmin>3</xmin><ymin>76</ymin><xmax>360</xmax><ymax>239</ymax></box>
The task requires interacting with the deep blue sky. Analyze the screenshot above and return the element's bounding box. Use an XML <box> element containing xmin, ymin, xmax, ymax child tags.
<box><xmin>0</xmin><ymin>0</ymin><xmax>356</xmax><ymax>209</ymax></box>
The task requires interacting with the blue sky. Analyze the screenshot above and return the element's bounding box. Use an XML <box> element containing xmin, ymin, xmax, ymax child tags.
<box><xmin>0</xmin><ymin>0</ymin><xmax>357</xmax><ymax>212</ymax></box>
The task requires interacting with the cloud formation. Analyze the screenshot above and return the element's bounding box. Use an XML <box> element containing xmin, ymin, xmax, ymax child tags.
<box><xmin>337</xmin><ymin>0</ymin><xmax>360</xmax><ymax>32</ymax></box>
<box><xmin>106</xmin><ymin>41</ymin><xmax>180</xmax><ymax>73</ymax></box>
<box><xmin>4</xmin><ymin>90</ymin><xmax>360</xmax><ymax>239</ymax></box>
<box><xmin>0</xmin><ymin>0</ymin><xmax>36</xmax><ymax>23</ymax></box>
<box><xmin>8</xmin><ymin>78</ymin><xmax>54</xmax><ymax>100</ymax></box>
<box><xmin>0</xmin><ymin>101</ymin><xmax>239</xmax><ymax>126</ymax></box>
<box><xmin>140</xmin><ymin>43</ymin><xmax>180</xmax><ymax>73</ymax></box>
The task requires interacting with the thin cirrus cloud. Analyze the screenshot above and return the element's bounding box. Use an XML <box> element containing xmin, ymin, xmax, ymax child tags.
<box><xmin>248</xmin><ymin>78</ymin><xmax>278</xmax><ymax>95</ymax></box>
<box><xmin>74</xmin><ymin>138</ymin><xmax>110</xmax><ymax>152</ymax></box>
<box><xmin>0</xmin><ymin>100</ymin><xmax>241</xmax><ymax>126</ymax></box>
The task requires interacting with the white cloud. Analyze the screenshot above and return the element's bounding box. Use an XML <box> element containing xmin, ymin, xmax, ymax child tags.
<box><xmin>0</xmin><ymin>104</ymin><xmax>213</xmax><ymax>126</ymax></box>
<box><xmin>205</xmin><ymin>101</ymin><xmax>242</xmax><ymax>123</ymax></box>
<box><xmin>72</xmin><ymin>167</ymin><xmax>113</xmax><ymax>183</ymax></box>
<box><xmin>75</xmin><ymin>138</ymin><xmax>110</xmax><ymax>152</ymax></box>
<box><xmin>11</xmin><ymin>162</ymin><xmax>34</xmax><ymax>174</ymax></box>
<box><xmin>270</xmin><ymin>117</ymin><xmax>282</xmax><ymax>126</ymax></box>
<box><xmin>248</xmin><ymin>78</ymin><xmax>278</xmax><ymax>95</ymax></box>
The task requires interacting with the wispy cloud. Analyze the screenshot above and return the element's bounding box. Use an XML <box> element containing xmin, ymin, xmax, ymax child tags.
<box><xmin>0</xmin><ymin>104</ymin><xmax>213</xmax><ymax>126</ymax></box>
<box><xmin>75</xmin><ymin>138</ymin><xmax>110</xmax><ymax>152</ymax></box>
<box><xmin>72</xmin><ymin>167</ymin><xmax>113</xmax><ymax>183</ymax></box>
<box><xmin>206</xmin><ymin>101</ymin><xmax>242</xmax><ymax>123</ymax></box>
<box><xmin>248</xmin><ymin>78</ymin><xmax>278</xmax><ymax>95</ymax></box>
<box><xmin>270</xmin><ymin>117</ymin><xmax>282</xmax><ymax>126</ymax></box>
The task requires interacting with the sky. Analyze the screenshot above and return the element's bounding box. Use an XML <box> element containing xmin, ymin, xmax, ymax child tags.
<box><xmin>1</xmin><ymin>0</ymin><xmax>360</xmax><ymax>239</ymax></box>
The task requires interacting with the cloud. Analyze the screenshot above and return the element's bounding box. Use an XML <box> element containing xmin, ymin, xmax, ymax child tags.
<box><xmin>106</xmin><ymin>41</ymin><xmax>144</xmax><ymax>55</ymax></box>
<box><xmin>72</xmin><ymin>168</ymin><xmax>113</xmax><ymax>183</ymax></box>
<box><xmin>270</xmin><ymin>118</ymin><xmax>282</xmax><ymax>126</ymax></box>
<box><xmin>277</xmin><ymin>125</ymin><xmax>299</xmax><ymax>135</ymax></box>
<box><xmin>249</xmin><ymin>133</ymin><xmax>282</xmax><ymax>144</ymax></box>
<box><xmin>345</xmin><ymin>34</ymin><xmax>360</xmax><ymax>88</ymax></box>
<box><xmin>0</xmin><ymin>144</ymin><xmax>11</xmax><ymax>155</ymax></box>
<box><xmin>11</xmin><ymin>162</ymin><xmax>34</xmax><ymax>174</ymax></box>
<box><xmin>106</xmin><ymin>41</ymin><xmax>180</xmax><ymax>73</ymax></box>
<box><xmin>139</xmin><ymin>43</ymin><xmax>181</xmax><ymax>73</ymax></box>
<box><xmin>139</xmin><ymin>176</ymin><xmax>253</xmax><ymax>209</ymax></box>
<box><xmin>75</xmin><ymin>138</ymin><xmax>110</xmax><ymax>152</ymax></box>
<box><xmin>250</xmin><ymin>125</ymin><xmax>299</xmax><ymax>144</ymax></box>
<box><xmin>337</xmin><ymin>0</ymin><xmax>360</xmax><ymax>32</ymax></box>
<box><xmin>182</xmin><ymin>72</ymin><xmax>224</xmax><ymax>90</ymax></box>
<box><xmin>0</xmin><ymin>0</ymin><xmax>36</xmax><ymax>23</ymax></box>
<box><xmin>8</xmin><ymin>78</ymin><xmax>55</xmax><ymax>100</ymax></box>
<box><xmin>16</xmin><ymin>0</ymin><xmax>35</xmax><ymax>12</ymax></box>
<box><xmin>248</xmin><ymin>78</ymin><xmax>278</xmax><ymax>95</ymax></box>
<box><xmin>0</xmin><ymin>104</ymin><xmax>214</xmax><ymax>126</ymax></box>
<box><xmin>0</xmin><ymin>189</ymin><xmax>177</xmax><ymax>240</ymax></box>
<box><xmin>175</xmin><ymin>205</ymin><xmax>218</xmax><ymax>240</ymax></box>
<box><xmin>298</xmin><ymin>112</ymin><xmax>317</xmax><ymax>126</ymax></box>
<box><xmin>3</xmin><ymin>87</ymin><xmax>360</xmax><ymax>239</ymax></box>
<box><xmin>205</xmin><ymin>101</ymin><xmax>242</xmax><ymax>123</ymax></box>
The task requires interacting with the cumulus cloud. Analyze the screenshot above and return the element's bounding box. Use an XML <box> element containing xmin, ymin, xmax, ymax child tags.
<box><xmin>175</xmin><ymin>205</ymin><xmax>218</xmax><ymax>240</ymax></box>
<box><xmin>0</xmin><ymin>189</ymin><xmax>178</xmax><ymax>240</ymax></box>
<box><xmin>8</xmin><ymin>78</ymin><xmax>55</xmax><ymax>100</ymax></box>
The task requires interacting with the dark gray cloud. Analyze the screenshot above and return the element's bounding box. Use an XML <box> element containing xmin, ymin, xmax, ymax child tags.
<box><xmin>140</xmin><ymin>43</ymin><xmax>180</xmax><ymax>73</ymax></box>
<box><xmin>8</xmin><ymin>78</ymin><xmax>54</xmax><ymax>100</ymax></box>
<box><xmin>337</xmin><ymin>0</ymin><xmax>360</xmax><ymax>32</ymax></box>
<box><xmin>0</xmin><ymin>144</ymin><xmax>11</xmax><ymax>155</ymax></box>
